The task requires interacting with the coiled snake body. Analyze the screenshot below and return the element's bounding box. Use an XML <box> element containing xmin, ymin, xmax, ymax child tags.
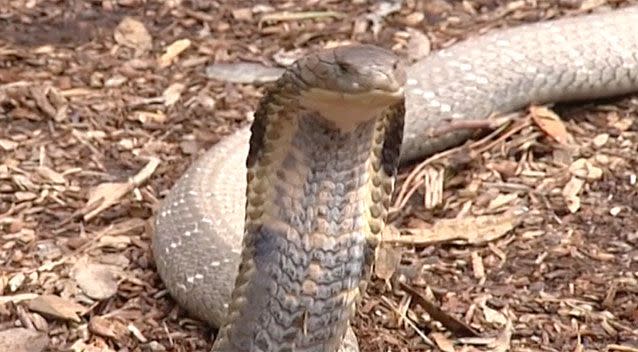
<box><xmin>153</xmin><ymin>6</ymin><xmax>638</xmax><ymax>351</ymax></box>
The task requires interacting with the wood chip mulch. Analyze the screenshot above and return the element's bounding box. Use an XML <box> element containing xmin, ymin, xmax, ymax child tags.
<box><xmin>1</xmin><ymin>1</ymin><xmax>637</xmax><ymax>351</ymax></box>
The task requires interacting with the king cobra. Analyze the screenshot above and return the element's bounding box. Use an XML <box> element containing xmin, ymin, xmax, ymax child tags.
<box><xmin>153</xmin><ymin>6</ymin><xmax>638</xmax><ymax>351</ymax></box>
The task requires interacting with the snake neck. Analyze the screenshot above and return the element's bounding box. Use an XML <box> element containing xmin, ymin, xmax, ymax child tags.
<box><xmin>211</xmin><ymin>89</ymin><xmax>404</xmax><ymax>351</ymax></box>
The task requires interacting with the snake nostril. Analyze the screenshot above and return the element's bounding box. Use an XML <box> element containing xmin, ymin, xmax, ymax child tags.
<box><xmin>337</xmin><ymin>62</ymin><xmax>350</xmax><ymax>73</ymax></box>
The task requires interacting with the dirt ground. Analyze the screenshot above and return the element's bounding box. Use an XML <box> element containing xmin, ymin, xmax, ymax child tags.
<box><xmin>1</xmin><ymin>0</ymin><xmax>638</xmax><ymax>351</ymax></box>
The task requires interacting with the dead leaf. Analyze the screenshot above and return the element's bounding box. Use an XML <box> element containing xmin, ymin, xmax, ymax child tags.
<box><xmin>606</xmin><ymin>345</ymin><xmax>638</xmax><ymax>352</ymax></box>
<box><xmin>205</xmin><ymin>62</ymin><xmax>284</xmax><ymax>84</ymax></box>
<box><xmin>179</xmin><ymin>140</ymin><xmax>199</xmax><ymax>155</ymax></box>
<box><xmin>406</xmin><ymin>27</ymin><xmax>431</xmax><ymax>62</ymax></box>
<box><xmin>37</xmin><ymin>258</ymin><xmax>65</xmax><ymax>272</ymax></box>
<box><xmin>104</xmin><ymin>75</ymin><xmax>128</xmax><ymax>88</ymax></box>
<box><xmin>128</xmin><ymin>323</ymin><xmax>148</xmax><ymax>343</ymax></box>
<box><xmin>53</xmin><ymin>104</ymin><xmax>69</xmax><ymax>122</ymax></box>
<box><xmin>0</xmin><ymin>293</ymin><xmax>39</xmax><ymax>304</ymax></box>
<box><xmin>80</xmin><ymin>157</ymin><xmax>159</xmax><ymax>221</ymax></box>
<box><xmin>530</xmin><ymin>105</ymin><xmax>572</xmax><ymax>145</ymax></box>
<box><xmin>592</xmin><ymin>133</ymin><xmax>609</xmax><ymax>148</ymax></box>
<box><xmin>393</xmin><ymin>208</ymin><xmax>524</xmax><ymax>246</ymax></box>
<box><xmin>486</xmin><ymin>160</ymin><xmax>517</xmax><ymax>179</ymax></box>
<box><xmin>404</xmin><ymin>12</ymin><xmax>425</xmax><ymax>26</ymax></box>
<box><xmin>471</xmin><ymin>252</ymin><xmax>485</xmax><ymax>279</ymax></box>
<box><xmin>610</xmin><ymin>116</ymin><xmax>633</xmax><ymax>131</ymax></box>
<box><xmin>15</xmin><ymin>191</ymin><xmax>37</xmax><ymax>201</ymax></box>
<box><xmin>27</xmin><ymin>295</ymin><xmax>85</xmax><ymax>322</ymax></box>
<box><xmin>585</xmin><ymin>164</ymin><xmax>603</xmax><ymax>181</ymax></box>
<box><xmin>72</xmin><ymin>257</ymin><xmax>121</xmax><ymax>300</ymax></box>
<box><xmin>106</xmin><ymin>218</ymin><xmax>147</xmax><ymax>236</ymax></box>
<box><xmin>36</xmin><ymin>166</ymin><xmax>66</xmax><ymax>184</ymax></box>
<box><xmin>89</xmin><ymin>316</ymin><xmax>129</xmax><ymax>340</ymax></box>
<box><xmin>480</xmin><ymin>302</ymin><xmax>507</xmax><ymax>326</ymax></box>
<box><xmin>423</xmin><ymin>165</ymin><xmax>444</xmax><ymax>210</ymax></box>
<box><xmin>12</xmin><ymin>174</ymin><xmax>38</xmax><ymax>191</ymax></box>
<box><xmin>565</xmin><ymin>196</ymin><xmax>581</xmax><ymax>214</ymax></box>
<box><xmin>258</xmin><ymin>10</ymin><xmax>345</xmax><ymax>28</ymax></box>
<box><xmin>487</xmin><ymin>317</ymin><xmax>512</xmax><ymax>352</ymax></box>
<box><xmin>158</xmin><ymin>39</ymin><xmax>191</xmax><ymax>68</ymax></box>
<box><xmin>162</xmin><ymin>83</ymin><xmax>185</xmax><ymax>106</ymax></box>
<box><xmin>0</xmin><ymin>138</ymin><xmax>18</xmax><ymax>151</ymax></box>
<box><xmin>487</xmin><ymin>193</ymin><xmax>518</xmax><ymax>210</ymax></box>
<box><xmin>130</xmin><ymin>157</ymin><xmax>161</xmax><ymax>185</ymax></box>
<box><xmin>114</xmin><ymin>17</ymin><xmax>152</xmax><ymax>55</ymax></box>
<box><xmin>70</xmin><ymin>339</ymin><xmax>116</xmax><ymax>352</ymax></box>
<box><xmin>82</xmin><ymin>182</ymin><xmax>133</xmax><ymax>221</ymax></box>
<box><xmin>569</xmin><ymin>158</ymin><xmax>603</xmax><ymax>181</ymax></box>
<box><xmin>98</xmin><ymin>235</ymin><xmax>132</xmax><ymax>249</ymax></box>
<box><xmin>610</xmin><ymin>206</ymin><xmax>622</xmax><ymax>216</ymax></box>
<box><xmin>9</xmin><ymin>272</ymin><xmax>26</xmax><ymax>292</ymax></box>
<box><xmin>30</xmin><ymin>86</ymin><xmax>56</xmax><ymax>119</ymax></box>
<box><xmin>366</xmin><ymin>1</ymin><xmax>402</xmax><ymax>36</ymax></box>
<box><xmin>0</xmin><ymin>328</ymin><xmax>48</xmax><ymax>352</ymax></box>
<box><xmin>431</xmin><ymin>332</ymin><xmax>455</xmax><ymax>352</ymax></box>
<box><xmin>563</xmin><ymin>176</ymin><xmax>584</xmax><ymax>213</ymax></box>
<box><xmin>374</xmin><ymin>226</ymin><xmax>401</xmax><ymax>281</ymax></box>
<box><xmin>401</xmin><ymin>283</ymin><xmax>479</xmax><ymax>337</ymax></box>
<box><xmin>580</xmin><ymin>0</ymin><xmax>607</xmax><ymax>11</ymax></box>
<box><xmin>562</xmin><ymin>175</ymin><xmax>584</xmax><ymax>197</ymax></box>
<box><xmin>231</xmin><ymin>8</ymin><xmax>253</xmax><ymax>21</ymax></box>
<box><xmin>133</xmin><ymin>110</ymin><xmax>167</xmax><ymax>124</ymax></box>
<box><xmin>272</xmin><ymin>48</ymin><xmax>306</xmax><ymax>66</ymax></box>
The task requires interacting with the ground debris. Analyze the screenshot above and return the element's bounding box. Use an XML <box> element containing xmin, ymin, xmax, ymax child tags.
<box><xmin>205</xmin><ymin>62</ymin><xmax>285</xmax><ymax>84</ymax></box>
<box><xmin>114</xmin><ymin>17</ymin><xmax>153</xmax><ymax>55</ymax></box>
<box><xmin>71</xmin><ymin>257</ymin><xmax>121</xmax><ymax>300</ymax></box>
<box><xmin>391</xmin><ymin>208</ymin><xmax>524</xmax><ymax>246</ymax></box>
<box><xmin>0</xmin><ymin>328</ymin><xmax>48</xmax><ymax>352</ymax></box>
<box><xmin>79</xmin><ymin>157</ymin><xmax>159</xmax><ymax>221</ymax></box>
<box><xmin>27</xmin><ymin>295</ymin><xmax>85</xmax><ymax>322</ymax></box>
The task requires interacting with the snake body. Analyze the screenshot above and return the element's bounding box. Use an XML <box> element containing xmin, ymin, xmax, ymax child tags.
<box><xmin>153</xmin><ymin>5</ymin><xmax>638</xmax><ymax>351</ymax></box>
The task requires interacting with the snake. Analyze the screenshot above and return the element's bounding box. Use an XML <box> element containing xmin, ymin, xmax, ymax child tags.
<box><xmin>152</xmin><ymin>5</ymin><xmax>638</xmax><ymax>352</ymax></box>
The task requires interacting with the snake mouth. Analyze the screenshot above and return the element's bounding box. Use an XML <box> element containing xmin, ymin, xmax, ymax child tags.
<box><xmin>298</xmin><ymin>86</ymin><xmax>404</xmax><ymax>131</ymax></box>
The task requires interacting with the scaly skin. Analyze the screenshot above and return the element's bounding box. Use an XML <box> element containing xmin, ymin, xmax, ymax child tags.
<box><xmin>152</xmin><ymin>5</ymin><xmax>638</xmax><ymax>351</ymax></box>
<box><xmin>157</xmin><ymin>45</ymin><xmax>406</xmax><ymax>351</ymax></box>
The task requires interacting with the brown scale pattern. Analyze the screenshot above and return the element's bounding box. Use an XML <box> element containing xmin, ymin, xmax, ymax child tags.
<box><xmin>213</xmin><ymin>93</ymin><xmax>404</xmax><ymax>351</ymax></box>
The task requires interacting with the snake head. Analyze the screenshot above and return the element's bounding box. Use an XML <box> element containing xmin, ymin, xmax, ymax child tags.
<box><xmin>285</xmin><ymin>44</ymin><xmax>406</xmax><ymax>131</ymax></box>
<box><xmin>295</xmin><ymin>44</ymin><xmax>406</xmax><ymax>95</ymax></box>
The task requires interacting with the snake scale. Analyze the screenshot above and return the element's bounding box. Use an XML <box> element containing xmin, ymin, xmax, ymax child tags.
<box><xmin>153</xmin><ymin>5</ymin><xmax>638</xmax><ymax>351</ymax></box>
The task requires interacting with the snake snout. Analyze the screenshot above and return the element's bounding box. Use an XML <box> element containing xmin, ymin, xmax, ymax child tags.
<box><xmin>330</xmin><ymin>44</ymin><xmax>406</xmax><ymax>95</ymax></box>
